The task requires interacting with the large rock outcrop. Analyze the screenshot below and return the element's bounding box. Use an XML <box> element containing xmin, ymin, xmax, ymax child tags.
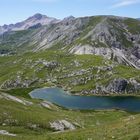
<box><xmin>106</xmin><ymin>78</ymin><xmax>140</xmax><ymax>94</ymax></box>
<box><xmin>106</xmin><ymin>79</ymin><xmax>128</xmax><ymax>93</ymax></box>
<box><xmin>49</xmin><ymin>120</ymin><xmax>75</xmax><ymax>131</ymax></box>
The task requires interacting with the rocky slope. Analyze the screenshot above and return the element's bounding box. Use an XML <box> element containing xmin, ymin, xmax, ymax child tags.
<box><xmin>0</xmin><ymin>14</ymin><xmax>140</xmax><ymax>95</ymax></box>
<box><xmin>0</xmin><ymin>15</ymin><xmax>140</xmax><ymax>69</ymax></box>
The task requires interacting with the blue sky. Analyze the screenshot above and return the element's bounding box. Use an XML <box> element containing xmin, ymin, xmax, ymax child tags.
<box><xmin>0</xmin><ymin>0</ymin><xmax>140</xmax><ymax>25</ymax></box>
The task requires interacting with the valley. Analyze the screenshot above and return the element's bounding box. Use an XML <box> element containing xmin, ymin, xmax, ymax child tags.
<box><xmin>0</xmin><ymin>13</ymin><xmax>140</xmax><ymax>140</ymax></box>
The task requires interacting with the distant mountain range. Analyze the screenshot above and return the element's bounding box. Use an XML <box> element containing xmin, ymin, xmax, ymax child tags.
<box><xmin>0</xmin><ymin>13</ymin><xmax>59</xmax><ymax>35</ymax></box>
<box><xmin>0</xmin><ymin>13</ymin><xmax>139</xmax><ymax>35</ymax></box>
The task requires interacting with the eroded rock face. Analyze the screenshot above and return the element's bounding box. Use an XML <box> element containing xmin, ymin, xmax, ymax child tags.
<box><xmin>127</xmin><ymin>79</ymin><xmax>140</xmax><ymax>93</ymax></box>
<box><xmin>79</xmin><ymin>78</ymin><xmax>140</xmax><ymax>95</ymax></box>
<box><xmin>49</xmin><ymin>120</ymin><xmax>75</xmax><ymax>131</ymax></box>
<box><xmin>131</xmin><ymin>46</ymin><xmax>140</xmax><ymax>59</ymax></box>
<box><xmin>106</xmin><ymin>79</ymin><xmax>128</xmax><ymax>93</ymax></box>
<box><xmin>70</xmin><ymin>45</ymin><xmax>140</xmax><ymax>69</ymax></box>
<box><xmin>70</xmin><ymin>45</ymin><xmax>112</xmax><ymax>59</ymax></box>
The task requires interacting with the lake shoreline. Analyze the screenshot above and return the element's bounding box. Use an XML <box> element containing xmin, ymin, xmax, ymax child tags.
<box><xmin>29</xmin><ymin>87</ymin><xmax>140</xmax><ymax>112</ymax></box>
<box><xmin>1</xmin><ymin>86</ymin><xmax>140</xmax><ymax>97</ymax></box>
<box><xmin>57</xmin><ymin>86</ymin><xmax>140</xmax><ymax>97</ymax></box>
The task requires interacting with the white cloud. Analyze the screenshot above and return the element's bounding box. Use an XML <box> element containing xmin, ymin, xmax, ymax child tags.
<box><xmin>112</xmin><ymin>0</ymin><xmax>140</xmax><ymax>8</ymax></box>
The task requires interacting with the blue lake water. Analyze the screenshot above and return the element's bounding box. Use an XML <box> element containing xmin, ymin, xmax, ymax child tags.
<box><xmin>29</xmin><ymin>88</ymin><xmax>140</xmax><ymax>112</ymax></box>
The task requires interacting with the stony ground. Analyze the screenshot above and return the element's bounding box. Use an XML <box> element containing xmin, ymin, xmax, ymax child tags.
<box><xmin>0</xmin><ymin>51</ymin><xmax>140</xmax><ymax>95</ymax></box>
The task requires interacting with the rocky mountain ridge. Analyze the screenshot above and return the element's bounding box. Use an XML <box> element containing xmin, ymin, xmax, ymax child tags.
<box><xmin>0</xmin><ymin>15</ymin><xmax>140</xmax><ymax>69</ymax></box>
<box><xmin>0</xmin><ymin>13</ymin><xmax>59</xmax><ymax>35</ymax></box>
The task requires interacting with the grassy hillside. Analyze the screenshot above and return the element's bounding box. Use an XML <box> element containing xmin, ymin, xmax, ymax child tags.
<box><xmin>0</xmin><ymin>91</ymin><xmax>140</xmax><ymax>140</ymax></box>
<box><xmin>0</xmin><ymin>50</ymin><xmax>140</xmax><ymax>94</ymax></box>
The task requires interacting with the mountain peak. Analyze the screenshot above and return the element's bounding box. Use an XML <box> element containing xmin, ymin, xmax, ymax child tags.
<box><xmin>0</xmin><ymin>13</ymin><xmax>59</xmax><ymax>34</ymax></box>
<box><xmin>27</xmin><ymin>13</ymin><xmax>47</xmax><ymax>20</ymax></box>
<box><xmin>63</xmin><ymin>16</ymin><xmax>75</xmax><ymax>21</ymax></box>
